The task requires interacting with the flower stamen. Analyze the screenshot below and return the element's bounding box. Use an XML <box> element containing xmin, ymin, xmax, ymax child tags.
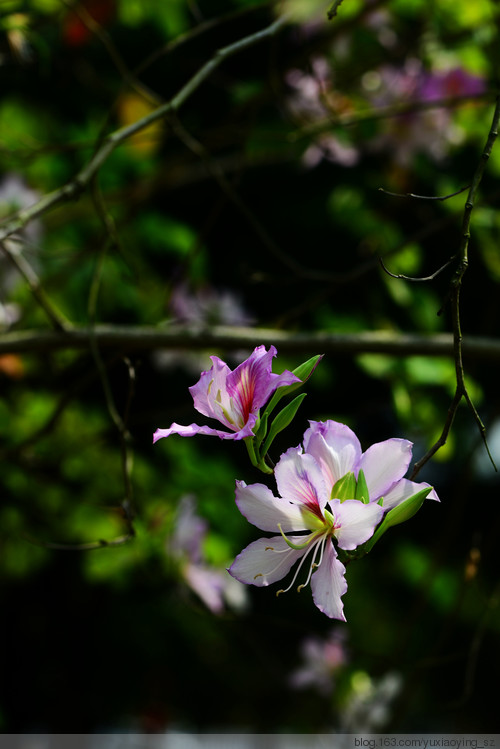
<box><xmin>277</xmin><ymin>523</ymin><xmax>319</xmax><ymax>550</ymax></box>
<box><xmin>276</xmin><ymin>534</ymin><xmax>325</xmax><ymax>596</ymax></box>
<box><xmin>297</xmin><ymin>536</ymin><xmax>328</xmax><ymax>592</ymax></box>
<box><xmin>258</xmin><ymin>545</ymin><xmax>299</xmax><ymax>582</ymax></box>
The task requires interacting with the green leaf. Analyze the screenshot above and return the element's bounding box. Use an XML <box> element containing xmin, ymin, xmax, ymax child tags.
<box><xmin>362</xmin><ymin>487</ymin><xmax>432</xmax><ymax>554</ymax></box>
<box><xmin>259</xmin><ymin>354</ymin><xmax>323</xmax><ymax>424</ymax></box>
<box><xmin>253</xmin><ymin>410</ymin><xmax>269</xmax><ymax>445</ymax></box>
<box><xmin>289</xmin><ymin>353</ymin><xmax>324</xmax><ymax>385</ymax></box>
<box><xmin>331</xmin><ymin>472</ymin><xmax>356</xmax><ymax>501</ymax></box>
<box><xmin>260</xmin><ymin>393</ymin><xmax>307</xmax><ymax>458</ymax></box>
<box><xmin>355</xmin><ymin>468</ymin><xmax>369</xmax><ymax>503</ymax></box>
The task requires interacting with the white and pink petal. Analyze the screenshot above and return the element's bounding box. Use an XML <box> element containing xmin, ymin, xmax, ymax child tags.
<box><xmin>228</xmin><ymin>535</ymin><xmax>307</xmax><ymax>587</ymax></box>
<box><xmin>382</xmin><ymin>478</ymin><xmax>439</xmax><ymax>511</ymax></box>
<box><xmin>303</xmin><ymin>420</ymin><xmax>361</xmax><ymax>489</ymax></box>
<box><xmin>153</xmin><ymin>419</ymin><xmax>255</xmax><ymax>442</ymax></box>
<box><xmin>359</xmin><ymin>438</ymin><xmax>413</xmax><ymax>499</ymax></box>
<box><xmin>235</xmin><ymin>480</ymin><xmax>306</xmax><ymax>533</ymax></box>
<box><xmin>189</xmin><ymin>356</ymin><xmax>233</xmax><ymax>424</ymax></box>
<box><xmin>310</xmin><ymin>541</ymin><xmax>348</xmax><ymax>621</ymax></box>
<box><xmin>330</xmin><ymin>498</ymin><xmax>384</xmax><ymax>550</ymax></box>
<box><xmin>275</xmin><ymin>447</ymin><xmax>329</xmax><ymax>517</ymax></box>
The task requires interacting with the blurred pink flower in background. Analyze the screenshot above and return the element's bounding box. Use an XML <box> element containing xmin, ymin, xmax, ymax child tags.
<box><xmin>168</xmin><ymin>495</ymin><xmax>248</xmax><ymax>615</ymax></box>
<box><xmin>152</xmin><ymin>283</ymin><xmax>255</xmax><ymax>374</ymax></box>
<box><xmin>169</xmin><ymin>283</ymin><xmax>254</xmax><ymax>328</ymax></box>
<box><xmin>284</xmin><ymin>49</ymin><xmax>486</xmax><ymax>169</ymax></box>
<box><xmin>365</xmin><ymin>61</ymin><xmax>487</xmax><ymax>165</ymax></box>
<box><xmin>285</xmin><ymin>57</ymin><xmax>359</xmax><ymax>168</ymax></box>
<box><xmin>419</xmin><ymin>68</ymin><xmax>486</xmax><ymax>102</ymax></box>
<box><xmin>289</xmin><ymin>628</ymin><xmax>348</xmax><ymax>696</ymax></box>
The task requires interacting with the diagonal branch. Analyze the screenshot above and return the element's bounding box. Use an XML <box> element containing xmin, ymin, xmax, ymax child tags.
<box><xmin>0</xmin><ymin>240</ymin><xmax>70</xmax><ymax>331</ymax></box>
<box><xmin>0</xmin><ymin>12</ymin><xmax>289</xmax><ymax>245</ymax></box>
<box><xmin>59</xmin><ymin>0</ymin><xmax>161</xmax><ymax>107</ymax></box>
<box><xmin>380</xmin><ymin>255</ymin><xmax>456</xmax><ymax>283</ymax></box>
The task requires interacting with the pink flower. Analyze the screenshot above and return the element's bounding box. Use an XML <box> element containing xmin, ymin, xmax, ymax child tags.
<box><xmin>228</xmin><ymin>421</ymin><xmax>438</xmax><ymax>620</ymax></box>
<box><xmin>228</xmin><ymin>446</ymin><xmax>385</xmax><ymax>620</ymax></box>
<box><xmin>303</xmin><ymin>420</ymin><xmax>439</xmax><ymax>510</ymax></box>
<box><xmin>153</xmin><ymin>345</ymin><xmax>300</xmax><ymax>442</ymax></box>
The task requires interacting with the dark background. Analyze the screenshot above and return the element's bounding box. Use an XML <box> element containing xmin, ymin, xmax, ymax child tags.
<box><xmin>1</xmin><ymin>0</ymin><xmax>499</xmax><ymax>733</ymax></box>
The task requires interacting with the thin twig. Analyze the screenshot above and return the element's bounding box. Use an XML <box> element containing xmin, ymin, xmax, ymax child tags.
<box><xmin>446</xmin><ymin>579</ymin><xmax>500</xmax><ymax>708</ymax></box>
<box><xmin>412</xmin><ymin>94</ymin><xmax>500</xmax><ymax>477</ymax></box>
<box><xmin>0</xmin><ymin>240</ymin><xmax>70</xmax><ymax>331</ymax></box>
<box><xmin>379</xmin><ymin>255</ymin><xmax>456</xmax><ymax>283</ymax></box>
<box><xmin>88</xmin><ymin>179</ymin><xmax>125</xmax><ymax>434</ymax></box>
<box><xmin>169</xmin><ymin>114</ymin><xmax>305</xmax><ymax>277</ymax></box>
<box><xmin>378</xmin><ymin>185</ymin><xmax>471</xmax><ymax>201</ymax></box>
<box><xmin>327</xmin><ymin>0</ymin><xmax>347</xmax><ymax>20</ymax></box>
<box><xmin>0</xmin><ymin>360</ymin><xmax>116</xmax><ymax>460</ymax></box>
<box><xmin>134</xmin><ymin>1</ymin><xmax>273</xmax><ymax>77</ymax></box>
<box><xmin>87</xmin><ymin>177</ymin><xmax>136</xmax><ymax>534</ymax></box>
<box><xmin>59</xmin><ymin>0</ymin><xmax>161</xmax><ymax>107</ymax></box>
<box><xmin>0</xmin><ymin>12</ymin><xmax>290</xmax><ymax>245</ymax></box>
<box><xmin>287</xmin><ymin>92</ymin><xmax>493</xmax><ymax>144</ymax></box>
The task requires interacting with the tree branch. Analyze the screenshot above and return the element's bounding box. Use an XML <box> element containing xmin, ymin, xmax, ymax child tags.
<box><xmin>0</xmin><ymin>240</ymin><xmax>70</xmax><ymax>331</ymax></box>
<box><xmin>3</xmin><ymin>324</ymin><xmax>500</xmax><ymax>360</ymax></box>
<box><xmin>0</xmin><ymin>12</ymin><xmax>289</xmax><ymax>245</ymax></box>
<box><xmin>411</xmin><ymin>94</ymin><xmax>500</xmax><ymax>477</ymax></box>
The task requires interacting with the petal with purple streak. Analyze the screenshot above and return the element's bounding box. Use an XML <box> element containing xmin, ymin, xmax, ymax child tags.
<box><xmin>275</xmin><ymin>446</ymin><xmax>329</xmax><ymax>519</ymax></box>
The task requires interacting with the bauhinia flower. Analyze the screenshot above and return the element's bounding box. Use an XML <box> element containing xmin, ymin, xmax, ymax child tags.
<box><xmin>302</xmin><ymin>420</ymin><xmax>439</xmax><ymax>511</ymax></box>
<box><xmin>153</xmin><ymin>345</ymin><xmax>300</xmax><ymax>443</ymax></box>
<box><xmin>229</xmin><ymin>420</ymin><xmax>439</xmax><ymax>619</ymax></box>
<box><xmin>228</xmin><ymin>446</ymin><xmax>385</xmax><ymax>620</ymax></box>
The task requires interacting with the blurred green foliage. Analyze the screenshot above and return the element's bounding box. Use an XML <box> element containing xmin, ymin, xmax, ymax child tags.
<box><xmin>1</xmin><ymin>0</ymin><xmax>500</xmax><ymax>734</ymax></box>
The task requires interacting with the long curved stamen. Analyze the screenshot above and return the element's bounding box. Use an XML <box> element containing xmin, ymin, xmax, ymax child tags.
<box><xmin>297</xmin><ymin>535</ymin><xmax>328</xmax><ymax>592</ymax></box>
<box><xmin>277</xmin><ymin>523</ymin><xmax>319</xmax><ymax>550</ymax></box>
<box><xmin>313</xmin><ymin>534</ymin><xmax>328</xmax><ymax>570</ymax></box>
<box><xmin>276</xmin><ymin>534</ymin><xmax>325</xmax><ymax>597</ymax></box>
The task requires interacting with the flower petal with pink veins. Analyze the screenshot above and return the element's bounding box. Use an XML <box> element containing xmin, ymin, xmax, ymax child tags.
<box><xmin>154</xmin><ymin>346</ymin><xmax>300</xmax><ymax>443</ymax></box>
<box><xmin>275</xmin><ymin>446</ymin><xmax>329</xmax><ymax>519</ymax></box>
<box><xmin>310</xmin><ymin>541</ymin><xmax>348</xmax><ymax>620</ymax></box>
